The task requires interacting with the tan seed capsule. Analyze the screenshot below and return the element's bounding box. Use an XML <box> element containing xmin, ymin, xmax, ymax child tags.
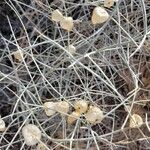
<box><xmin>22</xmin><ymin>124</ymin><xmax>41</xmax><ymax>146</ymax></box>
<box><xmin>67</xmin><ymin>111</ymin><xmax>80</xmax><ymax>125</ymax></box>
<box><xmin>129</xmin><ymin>114</ymin><xmax>143</xmax><ymax>128</ymax></box>
<box><xmin>0</xmin><ymin>117</ymin><xmax>5</xmax><ymax>132</ymax></box>
<box><xmin>68</xmin><ymin>45</ymin><xmax>76</xmax><ymax>54</ymax></box>
<box><xmin>104</xmin><ymin>0</ymin><xmax>115</xmax><ymax>8</ymax></box>
<box><xmin>74</xmin><ymin>100</ymin><xmax>88</xmax><ymax>114</ymax></box>
<box><xmin>91</xmin><ymin>7</ymin><xmax>109</xmax><ymax>25</ymax></box>
<box><xmin>43</xmin><ymin>102</ymin><xmax>56</xmax><ymax>116</ymax></box>
<box><xmin>56</xmin><ymin>101</ymin><xmax>69</xmax><ymax>115</ymax></box>
<box><xmin>13</xmin><ymin>50</ymin><xmax>23</xmax><ymax>62</ymax></box>
<box><xmin>37</xmin><ymin>143</ymin><xmax>46</xmax><ymax>150</ymax></box>
<box><xmin>51</xmin><ymin>9</ymin><xmax>63</xmax><ymax>22</ymax></box>
<box><xmin>85</xmin><ymin>106</ymin><xmax>104</xmax><ymax>124</ymax></box>
<box><xmin>60</xmin><ymin>17</ymin><xmax>74</xmax><ymax>31</ymax></box>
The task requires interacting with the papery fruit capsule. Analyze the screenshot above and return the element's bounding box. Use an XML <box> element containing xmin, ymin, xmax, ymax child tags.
<box><xmin>67</xmin><ymin>111</ymin><xmax>80</xmax><ymax>125</ymax></box>
<box><xmin>13</xmin><ymin>50</ymin><xmax>23</xmax><ymax>62</ymax></box>
<box><xmin>22</xmin><ymin>124</ymin><xmax>41</xmax><ymax>146</ymax></box>
<box><xmin>68</xmin><ymin>45</ymin><xmax>76</xmax><ymax>54</ymax></box>
<box><xmin>0</xmin><ymin>117</ymin><xmax>5</xmax><ymax>132</ymax></box>
<box><xmin>104</xmin><ymin>0</ymin><xmax>115</xmax><ymax>8</ymax></box>
<box><xmin>74</xmin><ymin>100</ymin><xmax>88</xmax><ymax>114</ymax></box>
<box><xmin>51</xmin><ymin>9</ymin><xmax>63</xmax><ymax>22</ymax></box>
<box><xmin>56</xmin><ymin>101</ymin><xmax>69</xmax><ymax>116</ymax></box>
<box><xmin>43</xmin><ymin>102</ymin><xmax>56</xmax><ymax>116</ymax></box>
<box><xmin>85</xmin><ymin>106</ymin><xmax>104</xmax><ymax>124</ymax></box>
<box><xmin>91</xmin><ymin>7</ymin><xmax>109</xmax><ymax>25</ymax></box>
<box><xmin>129</xmin><ymin>114</ymin><xmax>143</xmax><ymax>128</ymax></box>
<box><xmin>60</xmin><ymin>17</ymin><xmax>74</xmax><ymax>31</ymax></box>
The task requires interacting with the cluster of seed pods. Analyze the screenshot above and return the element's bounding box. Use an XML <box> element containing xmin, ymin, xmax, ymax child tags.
<box><xmin>11</xmin><ymin>1</ymin><xmax>117</xmax><ymax>63</ymax></box>
<box><xmin>43</xmin><ymin>100</ymin><xmax>104</xmax><ymax>125</ymax></box>
<box><xmin>51</xmin><ymin>1</ymin><xmax>116</xmax><ymax>31</ymax></box>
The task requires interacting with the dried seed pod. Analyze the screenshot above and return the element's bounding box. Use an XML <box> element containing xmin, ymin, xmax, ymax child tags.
<box><xmin>129</xmin><ymin>114</ymin><xmax>143</xmax><ymax>128</ymax></box>
<box><xmin>22</xmin><ymin>124</ymin><xmax>41</xmax><ymax>146</ymax></box>
<box><xmin>51</xmin><ymin>9</ymin><xmax>63</xmax><ymax>22</ymax></box>
<box><xmin>37</xmin><ymin>143</ymin><xmax>46</xmax><ymax>150</ymax></box>
<box><xmin>13</xmin><ymin>50</ymin><xmax>23</xmax><ymax>62</ymax></box>
<box><xmin>85</xmin><ymin>106</ymin><xmax>104</xmax><ymax>124</ymax></box>
<box><xmin>104</xmin><ymin>0</ymin><xmax>115</xmax><ymax>8</ymax></box>
<box><xmin>91</xmin><ymin>7</ymin><xmax>109</xmax><ymax>25</ymax></box>
<box><xmin>68</xmin><ymin>45</ymin><xmax>76</xmax><ymax>54</ymax></box>
<box><xmin>56</xmin><ymin>101</ymin><xmax>69</xmax><ymax>115</ymax></box>
<box><xmin>0</xmin><ymin>117</ymin><xmax>5</xmax><ymax>132</ymax></box>
<box><xmin>74</xmin><ymin>100</ymin><xmax>88</xmax><ymax>114</ymax></box>
<box><xmin>43</xmin><ymin>102</ymin><xmax>56</xmax><ymax>116</ymax></box>
<box><xmin>60</xmin><ymin>17</ymin><xmax>74</xmax><ymax>31</ymax></box>
<box><xmin>67</xmin><ymin>111</ymin><xmax>80</xmax><ymax>125</ymax></box>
